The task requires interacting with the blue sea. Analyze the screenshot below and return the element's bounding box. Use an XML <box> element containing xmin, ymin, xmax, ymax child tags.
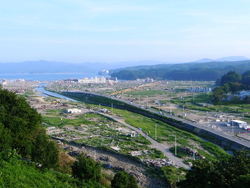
<box><xmin>0</xmin><ymin>73</ymin><xmax>101</xmax><ymax>81</ymax></box>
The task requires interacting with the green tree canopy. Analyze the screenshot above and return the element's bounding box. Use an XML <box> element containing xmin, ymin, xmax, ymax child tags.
<box><xmin>71</xmin><ymin>154</ymin><xmax>101</xmax><ymax>183</ymax></box>
<box><xmin>241</xmin><ymin>70</ymin><xmax>250</xmax><ymax>85</ymax></box>
<box><xmin>111</xmin><ymin>171</ymin><xmax>138</xmax><ymax>188</ymax></box>
<box><xmin>220</xmin><ymin>71</ymin><xmax>242</xmax><ymax>86</ymax></box>
<box><xmin>0</xmin><ymin>87</ymin><xmax>59</xmax><ymax>169</ymax></box>
<box><xmin>0</xmin><ymin>88</ymin><xmax>41</xmax><ymax>156</ymax></box>
<box><xmin>177</xmin><ymin>150</ymin><xmax>250</xmax><ymax>188</ymax></box>
<box><xmin>31</xmin><ymin>128</ymin><xmax>59</xmax><ymax>169</ymax></box>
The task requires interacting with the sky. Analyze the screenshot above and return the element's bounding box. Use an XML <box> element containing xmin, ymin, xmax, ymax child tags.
<box><xmin>0</xmin><ymin>0</ymin><xmax>250</xmax><ymax>63</ymax></box>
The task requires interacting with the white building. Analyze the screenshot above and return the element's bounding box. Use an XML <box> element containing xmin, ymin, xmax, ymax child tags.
<box><xmin>66</xmin><ymin>108</ymin><xmax>81</xmax><ymax>113</ymax></box>
<box><xmin>78</xmin><ymin>77</ymin><xmax>106</xmax><ymax>84</ymax></box>
<box><xmin>2</xmin><ymin>79</ymin><xmax>8</xmax><ymax>85</ymax></box>
<box><xmin>238</xmin><ymin>91</ymin><xmax>250</xmax><ymax>100</ymax></box>
<box><xmin>230</xmin><ymin>120</ymin><xmax>247</xmax><ymax>129</ymax></box>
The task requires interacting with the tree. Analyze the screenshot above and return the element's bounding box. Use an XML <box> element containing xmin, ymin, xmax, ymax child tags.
<box><xmin>242</xmin><ymin>70</ymin><xmax>250</xmax><ymax>85</ymax></box>
<box><xmin>0</xmin><ymin>123</ymin><xmax>12</xmax><ymax>151</ymax></box>
<box><xmin>229</xmin><ymin>82</ymin><xmax>240</xmax><ymax>93</ymax></box>
<box><xmin>72</xmin><ymin>154</ymin><xmax>101</xmax><ymax>183</ymax></box>
<box><xmin>212</xmin><ymin>87</ymin><xmax>226</xmax><ymax>103</ymax></box>
<box><xmin>31</xmin><ymin>128</ymin><xmax>59</xmax><ymax>169</ymax></box>
<box><xmin>232</xmin><ymin>95</ymin><xmax>241</xmax><ymax>102</ymax></box>
<box><xmin>111</xmin><ymin>171</ymin><xmax>138</xmax><ymax>188</ymax></box>
<box><xmin>220</xmin><ymin>71</ymin><xmax>242</xmax><ymax>86</ymax></box>
<box><xmin>222</xmin><ymin>83</ymin><xmax>230</xmax><ymax>93</ymax></box>
<box><xmin>0</xmin><ymin>87</ymin><xmax>59</xmax><ymax>167</ymax></box>
<box><xmin>177</xmin><ymin>150</ymin><xmax>250</xmax><ymax>188</ymax></box>
<box><xmin>244</xmin><ymin>95</ymin><xmax>250</xmax><ymax>102</ymax></box>
<box><xmin>0</xmin><ymin>88</ymin><xmax>41</xmax><ymax>156</ymax></box>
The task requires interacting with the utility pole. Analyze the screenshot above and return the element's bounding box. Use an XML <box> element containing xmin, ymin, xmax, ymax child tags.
<box><xmin>147</xmin><ymin>95</ymin><xmax>148</xmax><ymax>107</ymax></box>
<box><xmin>169</xmin><ymin>93</ymin><xmax>171</xmax><ymax>113</ymax></box>
<box><xmin>155</xmin><ymin>124</ymin><xmax>157</xmax><ymax>141</ymax></box>
<box><xmin>169</xmin><ymin>135</ymin><xmax>177</xmax><ymax>156</ymax></box>
<box><xmin>174</xmin><ymin>135</ymin><xmax>176</xmax><ymax>156</ymax></box>
<box><xmin>117</xmin><ymin>132</ymin><xmax>119</xmax><ymax>147</ymax></box>
<box><xmin>111</xmin><ymin>103</ymin><xmax>113</xmax><ymax>114</ymax></box>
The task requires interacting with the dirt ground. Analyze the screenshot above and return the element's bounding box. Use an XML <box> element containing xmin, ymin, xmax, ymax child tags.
<box><xmin>29</xmin><ymin>92</ymin><xmax>167</xmax><ymax>187</ymax></box>
<box><xmin>61</xmin><ymin>142</ymin><xmax>166</xmax><ymax>188</ymax></box>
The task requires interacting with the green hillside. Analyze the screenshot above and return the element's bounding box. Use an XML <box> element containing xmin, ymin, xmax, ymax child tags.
<box><xmin>110</xmin><ymin>60</ymin><xmax>250</xmax><ymax>80</ymax></box>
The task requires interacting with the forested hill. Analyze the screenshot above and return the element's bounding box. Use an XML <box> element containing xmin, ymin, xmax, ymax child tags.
<box><xmin>110</xmin><ymin>60</ymin><xmax>250</xmax><ymax>81</ymax></box>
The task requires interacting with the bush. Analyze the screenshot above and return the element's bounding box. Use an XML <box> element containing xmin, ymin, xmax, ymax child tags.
<box><xmin>111</xmin><ymin>171</ymin><xmax>138</xmax><ymax>188</ymax></box>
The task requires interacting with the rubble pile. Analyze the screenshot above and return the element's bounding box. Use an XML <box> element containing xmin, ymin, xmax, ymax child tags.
<box><xmin>64</xmin><ymin>146</ymin><xmax>85</xmax><ymax>157</ymax></box>
<box><xmin>108</xmin><ymin>164</ymin><xmax>125</xmax><ymax>171</ymax></box>
<box><xmin>179</xmin><ymin>146</ymin><xmax>206</xmax><ymax>159</ymax></box>
<box><xmin>143</xmin><ymin>158</ymin><xmax>176</xmax><ymax>168</ymax></box>
<box><xmin>98</xmin><ymin>155</ymin><xmax>110</xmax><ymax>162</ymax></box>
<box><xmin>129</xmin><ymin>150</ymin><xmax>149</xmax><ymax>156</ymax></box>
<box><xmin>129</xmin><ymin>171</ymin><xmax>147</xmax><ymax>184</ymax></box>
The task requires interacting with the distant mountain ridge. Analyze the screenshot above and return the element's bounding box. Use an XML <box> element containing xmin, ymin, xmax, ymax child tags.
<box><xmin>110</xmin><ymin>58</ymin><xmax>250</xmax><ymax>81</ymax></box>
<box><xmin>0</xmin><ymin>56</ymin><xmax>249</xmax><ymax>74</ymax></box>
<box><xmin>195</xmin><ymin>56</ymin><xmax>249</xmax><ymax>63</ymax></box>
<box><xmin>0</xmin><ymin>60</ymin><xmax>175</xmax><ymax>74</ymax></box>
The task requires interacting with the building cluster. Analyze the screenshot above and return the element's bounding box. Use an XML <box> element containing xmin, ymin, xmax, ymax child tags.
<box><xmin>236</xmin><ymin>90</ymin><xmax>250</xmax><ymax>100</ymax></box>
<box><xmin>136</xmin><ymin>77</ymin><xmax>154</xmax><ymax>82</ymax></box>
<box><xmin>1</xmin><ymin>78</ymin><xmax>26</xmax><ymax>86</ymax></box>
<box><xmin>226</xmin><ymin>90</ymin><xmax>250</xmax><ymax>101</ymax></box>
<box><xmin>188</xmin><ymin>87</ymin><xmax>212</xmax><ymax>93</ymax></box>
<box><xmin>63</xmin><ymin>76</ymin><xmax>117</xmax><ymax>84</ymax></box>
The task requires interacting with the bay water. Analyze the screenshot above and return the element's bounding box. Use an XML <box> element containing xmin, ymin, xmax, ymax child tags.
<box><xmin>0</xmin><ymin>73</ymin><xmax>100</xmax><ymax>81</ymax></box>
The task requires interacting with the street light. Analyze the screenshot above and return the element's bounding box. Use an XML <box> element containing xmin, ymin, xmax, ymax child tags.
<box><xmin>169</xmin><ymin>135</ymin><xmax>177</xmax><ymax>156</ymax></box>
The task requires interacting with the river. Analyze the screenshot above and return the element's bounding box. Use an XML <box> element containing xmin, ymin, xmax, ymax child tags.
<box><xmin>35</xmin><ymin>83</ymin><xmax>77</xmax><ymax>102</ymax></box>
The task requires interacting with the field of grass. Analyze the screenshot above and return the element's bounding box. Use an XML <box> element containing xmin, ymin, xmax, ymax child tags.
<box><xmin>42</xmin><ymin>111</ymin><xmax>160</xmax><ymax>158</ymax></box>
<box><xmin>107</xmin><ymin>108</ymin><xmax>229</xmax><ymax>161</ymax></box>
<box><xmin>42</xmin><ymin>116</ymin><xmax>93</xmax><ymax>128</ymax></box>
<box><xmin>126</xmin><ymin>89</ymin><xmax>168</xmax><ymax>97</ymax></box>
<box><xmin>56</xmin><ymin>92</ymin><xmax>230</xmax><ymax>161</ymax></box>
